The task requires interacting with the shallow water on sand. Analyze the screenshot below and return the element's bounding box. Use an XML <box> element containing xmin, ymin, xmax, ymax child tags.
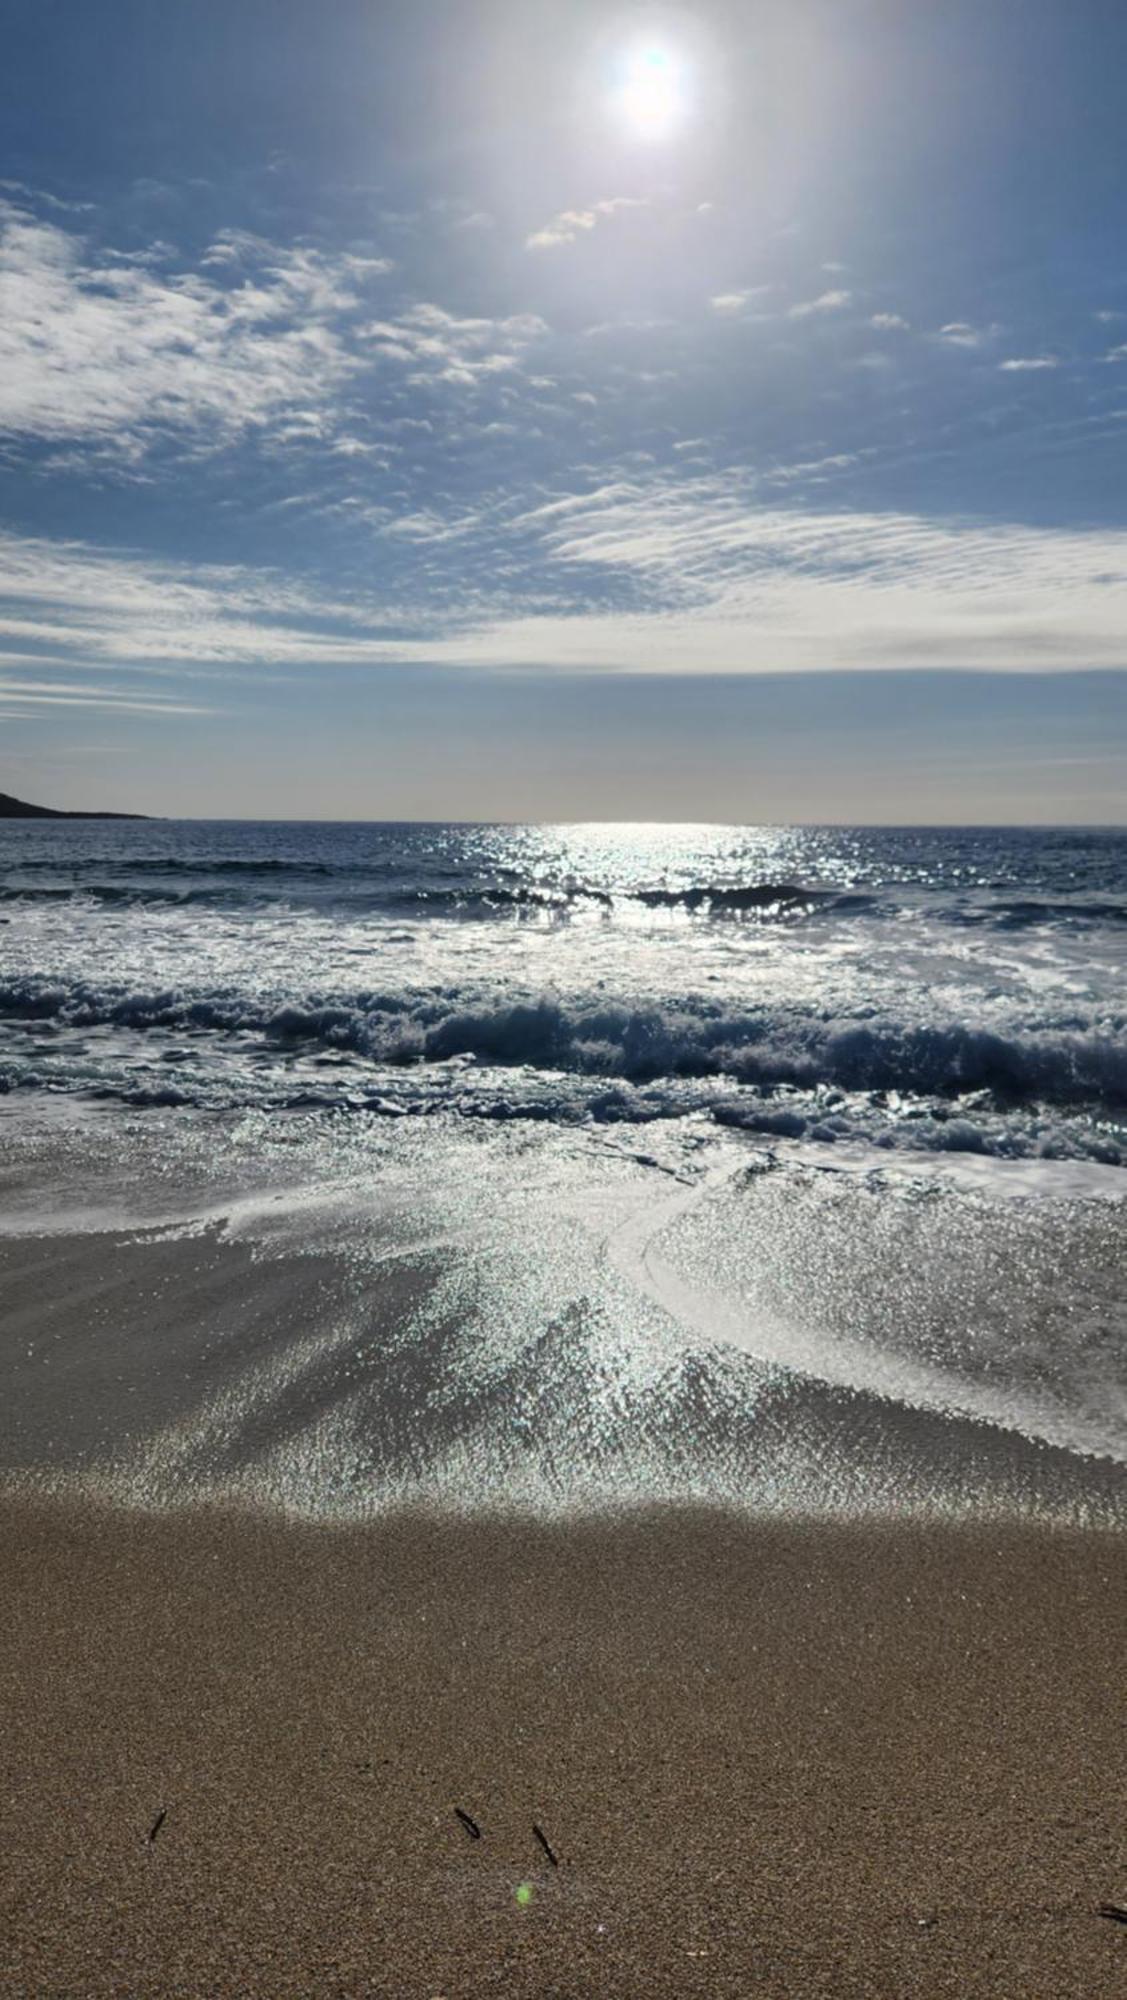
<box><xmin>1</xmin><ymin>1093</ymin><xmax>1123</xmax><ymax>1524</ymax></box>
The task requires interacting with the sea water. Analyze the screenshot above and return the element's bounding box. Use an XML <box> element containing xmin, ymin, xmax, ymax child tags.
<box><xmin>1</xmin><ymin>821</ymin><xmax>1124</xmax><ymax>1516</ymax></box>
<box><xmin>2</xmin><ymin>819</ymin><xmax>1124</xmax><ymax>1157</ymax></box>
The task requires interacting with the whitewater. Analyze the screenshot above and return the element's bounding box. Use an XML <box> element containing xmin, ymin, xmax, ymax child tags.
<box><xmin>2</xmin><ymin>819</ymin><xmax>1125</xmax><ymax>1159</ymax></box>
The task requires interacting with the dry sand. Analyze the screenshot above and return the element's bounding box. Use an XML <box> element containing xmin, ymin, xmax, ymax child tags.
<box><xmin>1</xmin><ymin>1495</ymin><xmax>1124</xmax><ymax>1998</ymax></box>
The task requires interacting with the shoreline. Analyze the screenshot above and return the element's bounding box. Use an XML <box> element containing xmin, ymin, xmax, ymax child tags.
<box><xmin>2</xmin><ymin>1492</ymin><xmax>1124</xmax><ymax>1997</ymax></box>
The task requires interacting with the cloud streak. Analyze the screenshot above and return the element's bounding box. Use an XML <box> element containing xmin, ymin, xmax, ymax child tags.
<box><xmin>0</xmin><ymin>531</ymin><xmax>415</xmax><ymax>669</ymax></box>
<box><xmin>0</xmin><ymin>675</ymin><xmax>213</xmax><ymax>714</ymax></box>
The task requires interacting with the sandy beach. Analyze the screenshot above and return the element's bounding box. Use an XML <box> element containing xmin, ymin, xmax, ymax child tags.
<box><xmin>2</xmin><ymin>1494</ymin><xmax>1124</xmax><ymax>1998</ymax></box>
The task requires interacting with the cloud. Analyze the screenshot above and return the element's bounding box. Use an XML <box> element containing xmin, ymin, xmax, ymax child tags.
<box><xmin>762</xmin><ymin>452</ymin><xmax>862</xmax><ymax>485</ymax></box>
<box><xmin>0</xmin><ymin>530</ymin><xmax>418</xmax><ymax>670</ymax></box>
<box><xmin>0</xmin><ymin>179</ymin><xmax>93</xmax><ymax>214</ymax></box>
<box><xmin>429</xmin><ymin>474</ymin><xmax>1127</xmax><ymax>674</ymax></box>
<box><xmin>870</xmin><ymin>312</ymin><xmax>910</xmax><ymax>331</ymax></box>
<box><xmin>0</xmin><ymin>199</ymin><xmax>396</xmax><ymax>461</ymax></box>
<box><xmin>0</xmin><ymin>677</ymin><xmax>213</xmax><ymax>714</ymax></box>
<box><xmin>787</xmin><ymin>289</ymin><xmax>852</xmax><ymax>319</ymax></box>
<box><xmin>5</xmin><ymin>473</ymin><xmax>1126</xmax><ymax>690</ymax></box>
<box><xmin>0</xmin><ymin>195</ymin><xmax>557</xmax><ymax>471</ymax></box>
<box><xmin>360</xmin><ymin>302</ymin><xmax>548</xmax><ymax>387</ymax></box>
<box><xmin>709</xmin><ymin>286</ymin><xmax>775</xmax><ymax>314</ymax></box>
<box><xmin>999</xmin><ymin>355</ymin><xmax>1059</xmax><ymax>371</ymax></box>
<box><xmin>936</xmin><ymin>321</ymin><xmax>1000</xmax><ymax>349</ymax></box>
<box><xmin>525</xmin><ymin>197</ymin><xmax>647</xmax><ymax>251</ymax></box>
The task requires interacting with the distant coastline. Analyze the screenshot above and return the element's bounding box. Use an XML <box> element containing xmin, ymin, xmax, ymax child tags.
<box><xmin>0</xmin><ymin>790</ymin><xmax>148</xmax><ymax>821</ymax></box>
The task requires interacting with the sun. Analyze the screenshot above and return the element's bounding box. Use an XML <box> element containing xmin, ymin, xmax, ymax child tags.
<box><xmin>616</xmin><ymin>44</ymin><xmax>686</xmax><ymax>140</ymax></box>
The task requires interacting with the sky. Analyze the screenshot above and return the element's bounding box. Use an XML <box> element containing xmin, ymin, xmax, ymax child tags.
<box><xmin>1</xmin><ymin>0</ymin><xmax>1125</xmax><ymax>821</ymax></box>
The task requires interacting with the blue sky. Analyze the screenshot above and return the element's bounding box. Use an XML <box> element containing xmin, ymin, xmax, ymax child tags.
<box><xmin>1</xmin><ymin>0</ymin><xmax>1125</xmax><ymax>818</ymax></box>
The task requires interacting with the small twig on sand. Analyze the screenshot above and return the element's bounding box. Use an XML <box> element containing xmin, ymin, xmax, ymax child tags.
<box><xmin>147</xmin><ymin>1809</ymin><xmax>167</xmax><ymax>1844</ymax></box>
<box><xmin>454</xmin><ymin>1807</ymin><xmax>482</xmax><ymax>1840</ymax></box>
<box><xmin>532</xmin><ymin>1822</ymin><xmax>559</xmax><ymax>1867</ymax></box>
<box><xmin>1098</xmin><ymin>1903</ymin><xmax>1127</xmax><ymax>1925</ymax></box>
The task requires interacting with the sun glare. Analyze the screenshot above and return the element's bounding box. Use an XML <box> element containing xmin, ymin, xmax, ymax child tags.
<box><xmin>617</xmin><ymin>44</ymin><xmax>686</xmax><ymax>140</ymax></box>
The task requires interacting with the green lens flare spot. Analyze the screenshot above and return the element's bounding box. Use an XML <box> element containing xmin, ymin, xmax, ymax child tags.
<box><xmin>515</xmin><ymin>1882</ymin><xmax>533</xmax><ymax>1908</ymax></box>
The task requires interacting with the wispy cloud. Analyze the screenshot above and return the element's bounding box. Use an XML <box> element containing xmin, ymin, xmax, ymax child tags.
<box><xmin>0</xmin><ymin>201</ymin><xmax>391</xmax><ymax>461</ymax></box>
<box><xmin>0</xmin><ymin>179</ymin><xmax>93</xmax><ymax>214</ymax></box>
<box><xmin>409</xmin><ymin>504</ymin><xmax>1127</xmax><ymax>676</ymax></box>
<box><xmin>360</xmin><ymin>302</ymin><xmax>547</xmax><ymax>387</ymax></box>
<box><xmin>0</xmin><ymin>530</ymin><xmax>427</xmax><ymax>670</ymax></box>
<box><xmin>936</xmin><ymin>321</ymin><xmax>999</xmax><ymax>349</ymax></box>
<box><xmin>4</xmin><ymin>479</ymin><xmax>1125</xmax><ymax>688</ymax></box>
<box><xmin>0</xmin><ymin>195</ymin><xmax>561</xmax><ymax>481</ymax></box>
<box><xmin>525</xmin><ymin>197</ymin><xmax>647</xmax><ymax>251</ymax></box>
<box><xmin>419</xmin><ymin>474</ymin><xmax>1127</xmax><ymax>673</ymax></box>
<box><xmin>0</xmin><ymin>676</ymin><xmax>213</xmax><ymax>714</ymax></box>
<box><xmin>709</xmin><ymin>286</ymin><xmax>775</xmax><ymax>314</ymax></box>
<box><xmin>787</xmin><ymin>288</ymin><xmax>852</xmax><ymax>318</ymax></box>
<box><xmin>2</xmin><ymin>185</ymin><xmax>1123</xmax><ymax>707</ymax></box>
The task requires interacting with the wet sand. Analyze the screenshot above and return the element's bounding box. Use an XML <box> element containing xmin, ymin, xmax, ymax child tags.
<box><xmin>2</xmin><ymin>1495</ymin><xmax>1124</xmax><ymax>1998</ymax></box>
<box><xmin>3</xmin><ymin>1224</ymin><xmax>1124</xmax><ymax>1522</ymax></box>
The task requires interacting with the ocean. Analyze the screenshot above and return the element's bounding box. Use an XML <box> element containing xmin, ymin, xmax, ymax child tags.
<box><xmin>1</xmin><ymin>819</ymin><xmax>1125</xmax><ymax>1518</ymax></box>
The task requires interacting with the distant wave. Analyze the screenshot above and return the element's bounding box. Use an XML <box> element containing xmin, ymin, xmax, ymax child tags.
<box><xmin>2</xmin><ymin>972</ymin><xmax>1124</xmax><ymax>1113</ymax></box>
<box><xmin>937</xmin><ymin>896</ymin><xmax>1127</xmax><ymax>930</ymax></box>
<box><xmin>0</xmin><ymin>881</ymin><xmax>611</xmax><ymax>913</ymax></box>
<box><xmin>0</xmin><ymin>884</ymin><xmax>277</xmax><ymax>909</ymax></box>
<box><xmin>2</xmin><ymin>856</ymin><xmax>340</xmax><ymax>878</ymax></box>
<box><xmin>0</xmin><ymin>875</ymin><xmax>870</xmax><ymax>921</ymax></box>
<box><xmin>5</xmin><ymin>867</ymin><xmax>1125</xmax><ymax>932</ymax></box>
<box><xmin>407</xmin><ymin>879</ymin><xmax>868</xmax><ymax>918</ymax></box>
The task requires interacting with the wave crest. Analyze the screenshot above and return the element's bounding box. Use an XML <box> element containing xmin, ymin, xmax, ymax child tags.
<box><xmin>1</xmin><ymin>972</ymin><xmax>1124</xmax><ymax>1112</ymax></box>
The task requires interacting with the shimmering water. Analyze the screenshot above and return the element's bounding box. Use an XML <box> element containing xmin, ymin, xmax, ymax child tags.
<box><xmin>1</xmin><ymin>822</ymin><xmax>1124</xmax><ymax>1519</ymax></box>
<box><xmin>2</xmin><ymin>820</ymin><xmax>1125</xmax><ymax>1163</ymax></box>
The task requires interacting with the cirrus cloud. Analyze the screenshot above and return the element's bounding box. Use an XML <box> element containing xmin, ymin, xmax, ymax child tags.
<box><xmin>3</xmin><ymin>471</ymin><xmax>1126</xmax><ymax>688</ymax></box>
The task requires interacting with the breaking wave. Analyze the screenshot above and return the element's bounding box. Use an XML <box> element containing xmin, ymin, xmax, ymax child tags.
<box><xmin>2</xmin><ymin>971</ymin><xmax>1124</xmax><ymax>1113</ymax></box>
